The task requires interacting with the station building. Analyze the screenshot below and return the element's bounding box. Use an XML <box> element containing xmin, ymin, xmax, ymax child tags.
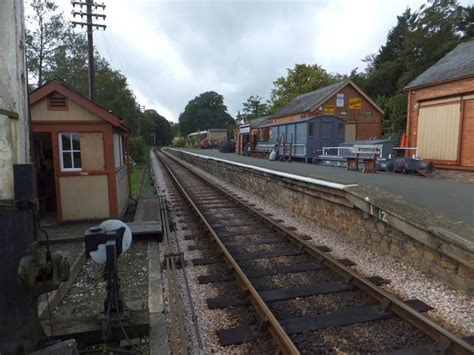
<box><xmin>268</xmin><ymin>79</ymin><xmax>384</xmax><ymax>141</ymax></box>
<box><xmin>30</xmin><ymin>80</ymin><xmax>130</xmax><ymax>222</ymax></box>
<box><xmin>236</xmin><ymin>80</ymin><xmax>383</xmax><ymax>156</ymax></box>
<box><xmin>404</xmin><ymin>40</ymin><xmax>474</xmax><ymax>170</ymax></box>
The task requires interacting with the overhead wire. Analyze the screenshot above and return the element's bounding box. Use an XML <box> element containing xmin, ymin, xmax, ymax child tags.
<box><xmin>98</xmin><ymin>30</ymin><xmax>114</xmax><ymax>69</ymax></box>
<box><xmin>105</xmin><ymin>30</ymin><xmax>125</xmax><ymax>74</ymax></box>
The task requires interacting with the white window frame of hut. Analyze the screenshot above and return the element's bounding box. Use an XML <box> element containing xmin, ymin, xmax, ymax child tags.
<box><xmin>114</xmin><ymin>133</ymin><xmax>124</xmax><ymax>168</ymax></box>
<box><xmin>59</xmin><ymin>132</ymin><xmax>82</xmax><ymax>172</ymax></box>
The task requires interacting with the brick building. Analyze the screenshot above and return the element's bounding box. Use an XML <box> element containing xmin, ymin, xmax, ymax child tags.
<box><xmin>404</xmin><ymin>40</ymin><xmax>474</xmax><ymax>170</ymax></box>
<box><xmin>268</xmin><ymin>79</ymin><xmax>384</xmax><ymax>141</ymax></box>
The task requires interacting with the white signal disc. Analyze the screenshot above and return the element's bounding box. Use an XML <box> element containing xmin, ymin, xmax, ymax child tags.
<box><xmin>89</xmin><ymin>219</ymin><xmax>132</xmax><ymax>264</ymax></box>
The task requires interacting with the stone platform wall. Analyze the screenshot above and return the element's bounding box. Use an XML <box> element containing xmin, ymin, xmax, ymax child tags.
<box><xmin>168</xmin><ymin>149</ymin><xmax>474</xmax><ymax>294</ymax></box>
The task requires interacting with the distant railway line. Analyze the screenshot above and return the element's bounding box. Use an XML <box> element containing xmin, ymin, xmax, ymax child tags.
<box><xmin>155</xmin><ymin>148</ymin><xmax>473</xmax><ymax>354</ymax></box>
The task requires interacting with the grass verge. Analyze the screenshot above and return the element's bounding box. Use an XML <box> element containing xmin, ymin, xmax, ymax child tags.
<box><xmin>130</xmin><ymin>163</ymin><xmax>145</xmax><ymax>199</ymax></box>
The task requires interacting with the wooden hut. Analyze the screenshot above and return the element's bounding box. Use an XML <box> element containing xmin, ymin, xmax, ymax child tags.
<box><xmin>30</xmin><ymin>80</ymin><xmax>131</xmax><ymax>222</ymax></box>
<box><xmin>236</xmin><ymin>116</ymin><xmax>270</xmax><ymax>155</ymax></box>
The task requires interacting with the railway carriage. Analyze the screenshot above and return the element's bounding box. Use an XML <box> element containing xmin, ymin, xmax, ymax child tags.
<box><xmin>256</xmin><ymin>115</ymin><xmax>346</xmax><ymax>162</ymax></box>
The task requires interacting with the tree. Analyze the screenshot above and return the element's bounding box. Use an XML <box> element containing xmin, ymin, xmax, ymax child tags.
<box><xmin>25</xmin><ymin>0</ymin><xmax>157</xmax><ymax>162</ymax></box>
<box><xmin>269</xmin><ymin>64</ymin><xmax>343</xmax><ymax>113</ymax></box>
<box><xmin>351</xmin><ymin>0</ymin><xmax>473</xmax><ymax>139</ymax></box>
<box><xmin>45</xmin><ymin>29</ymin><xmax>89</xmax><ymax>92</ymax></box>
<box><xmin>376</xmin><ymin>94</ymin><xmax>407</xmax><ymax>143</ymax></box>
<box><xmin>178</xmin><ymin>91</ymin><xmax>234</xmax><ymax>136</ymax></box>
<box><xmin>367</xmin><ymin>10</ymin><xmax>411</xmax><ymax>97</ymax></box>
<box><xmin>399</xmin><ymin>0</ymin><xmax>466</xmax><ymax>87</ymax></box>
<box><xmin>240</xmin><ymin>95</ymin><xmax>269</xmax><ymax>121</ymax></box>
<box><xmin>144</xmin><ymin>109</ymin><xmax>173</xmax><ymax>146</ymax></box>
<box><xmin>26</xmin><ymin>0</ymin><xmax>67</xmax><ymax>86</ymax></box>
<box><xmin>459</xmin><ymin>5</ymin><xmax>474</xmax><ymax>40</ymax></box>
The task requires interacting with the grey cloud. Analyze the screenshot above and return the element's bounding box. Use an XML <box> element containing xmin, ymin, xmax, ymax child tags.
<box><xmin>60</xmin><ymin>0</ymin><xmax>440</xmax><ymax>122</ymax></box>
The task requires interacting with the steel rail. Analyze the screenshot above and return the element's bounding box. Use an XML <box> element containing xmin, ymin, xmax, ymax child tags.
<box><xmin>156</xmin><ymin>149</ymin><xmax>301</xmax><ymax>355</ymax></box>
<box><xmin>160</xmin><ymin>148</ymin><xmax>474</xmax><ymax>355</ymax></box>
<box><xmin>160</xmin><ymin>192</ymin><xmax>189</xmax><ymax>354</ymax></box>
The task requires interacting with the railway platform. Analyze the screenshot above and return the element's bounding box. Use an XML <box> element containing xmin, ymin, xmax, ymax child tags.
<box><xmin>178</xmin><ymin>148</ymin><xmax>474</xmax><ymax>225</ymax></box>
<box><xmin>167</xmin><ymin>148</ymin><xmax>474</xmax><ymax>295</ymax></box>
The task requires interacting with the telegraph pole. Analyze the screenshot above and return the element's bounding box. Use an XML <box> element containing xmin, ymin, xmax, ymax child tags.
<box><xmin>72</xmin><ymin>1</ymin><xmax>106</xmax><ymax>102</ymax></box>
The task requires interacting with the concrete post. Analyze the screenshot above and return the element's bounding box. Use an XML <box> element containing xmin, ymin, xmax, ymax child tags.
<box><xmin>0</xmin><ymin>0</ymin><xmax>30</xmax><ymax>201</ymax></box>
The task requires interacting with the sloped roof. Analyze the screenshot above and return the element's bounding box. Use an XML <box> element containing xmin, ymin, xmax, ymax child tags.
<box><xmin>404</xmin><ymin>40</ymin><xmax>474</xmax><ymax>90</ymax></box>
<box><xmin>29</xmin><ymin>80</ymin><xmax>130</xmax><ymax>132</ymax></box>
<box><xmin>246</xmin><ymin>115</ymin><xmax>270</xmax><ymax>128</ymax></box>
<box><xmin>272</xmin><ymin>79</ymin><xmax>383</xmax><ymax>118</ymax></box>
<box><xmin>272</xmin><ymin>81</ymin><xmax>345</xmax><ymax>118</ymax></box>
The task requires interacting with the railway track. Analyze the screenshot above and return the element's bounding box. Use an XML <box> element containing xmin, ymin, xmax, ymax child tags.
<box><xmin>155</xmin><ymin>148</ymin><xmax>473</xmax><ymax>354</ymax></box>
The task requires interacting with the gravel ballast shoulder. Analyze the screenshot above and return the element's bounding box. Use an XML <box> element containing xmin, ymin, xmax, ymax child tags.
<box><xmin>50</xmin><ymin>240</ymin><xmax>149</xmax><ymax>320</ymax></box>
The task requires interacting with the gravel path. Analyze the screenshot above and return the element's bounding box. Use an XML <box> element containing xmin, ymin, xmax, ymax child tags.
<box><xmin>177</xmin><ymin>155</ymin><xmax>474</xmax><ymax>338</ymax></box>
<box><xmin>51</xmin><ymin>240</ymin><xmax>149</xmax><ymax>320</ymax></box>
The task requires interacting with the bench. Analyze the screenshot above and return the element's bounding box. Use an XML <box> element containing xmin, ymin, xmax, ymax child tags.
<box><xmin>346</xmin><ymin>145</ymin><xmax>382</xmax><ymax>173</ymax></box>
<box><xmin>249</xmin><ymin>149</ymin><xmax>270</xmax><ymax>159</ymax></box>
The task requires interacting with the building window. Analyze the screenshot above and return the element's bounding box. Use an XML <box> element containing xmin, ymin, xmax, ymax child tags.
<box><xmin>308</xmin><ymin>122</ymin><xmax>315</xmax><ymax>137</ymax></box>
<box><xmin>336</xmin><ymin>93</ymin><xmax>344</xmax><ymax>107</ymax></box>
<box><xmin>114</xmin><ymin>133</ymin><xmax>124</xmax><ymax>168</ymax></box>
<box><xmin>59</xmin><ymin>133</ymin><xmax>81</xmax><ymax>171</ymax></box>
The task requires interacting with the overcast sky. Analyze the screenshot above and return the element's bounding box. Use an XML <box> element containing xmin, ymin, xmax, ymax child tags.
<box><xmin>49</xmin><ymin>0</ymin><xmax>464</xmax><ymax>122</ymax></box>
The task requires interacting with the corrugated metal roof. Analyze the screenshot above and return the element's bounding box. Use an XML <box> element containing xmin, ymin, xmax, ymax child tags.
<box><xmin>404</xmin><ymin>40</ymin><xmax>474</xmax><ymax>90</ymax></box>
<box><xmin>188</xmin><ymin>130</ymin><xmax>207</xmax><ymax>137</ymax></box>
<box><xmin>271</xmin><ymin>80</ymin><xmax>347</xmax><ymax>118</ymax></box>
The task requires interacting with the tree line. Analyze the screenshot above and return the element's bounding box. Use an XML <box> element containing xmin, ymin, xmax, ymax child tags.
<box><xmin>25</xmin><ymin>0</ymin><xmax>174</xmax><ymax>161</ymax></box>
<box><xmin>237</xmin><ymin>0</ymin><xmax>473</xmax><ymax>142</ymax></box>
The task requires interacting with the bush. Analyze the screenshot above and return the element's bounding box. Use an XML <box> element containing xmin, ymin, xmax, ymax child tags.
<box><xmin>128</xmin><ymin>136</ymin><xmax>148</xmax><ymax>163</ymax></box>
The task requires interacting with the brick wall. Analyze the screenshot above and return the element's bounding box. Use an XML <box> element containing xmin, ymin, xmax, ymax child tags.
<box><xmin>461</xmin><ymin>99</ymin><xmax>474</xmax><ymax>165</ymax></box>
<box><xmin>406</xmin><ymin>76</ymin><xmax>474</xmax><ymax>167</ymax></box>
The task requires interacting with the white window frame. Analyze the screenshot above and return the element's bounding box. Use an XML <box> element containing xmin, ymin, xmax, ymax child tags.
<box><xmin>336</xmin><ymin>93</ymin><xmax>345</xmax><ymax>107</ymax></box>
<box><xmin>114</xmin><ymin>133</ymin><xmax>124</xmax><ymax>168</ymax></box>
<box><xmin>59</xmin><ymin>132</ymin><xmax>82</xmax><ymax>172</ymax></box>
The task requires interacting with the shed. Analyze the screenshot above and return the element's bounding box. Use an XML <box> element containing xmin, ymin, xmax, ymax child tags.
<box><xmin>30</xmin><ymin>80</ymin><xmax>131</xmax><ymax>222</ymax></box>
<box><xmin>236</xmin><ymin>116</ymin><xmax>270</xmax><ymax>155</ymax></box>
<box><xmin>256</xmin><ymin>115</ymin><xmax>345</xmax><ymax>162</ymax></box>
<box><xmin>404</xmin><ymin>40</ymin><xmax>474</xmax><ymax>170</ymax></box>
<box><xmin>269</xmin><ymin>79</ymin><xmax>384</xmax><ymax>141</ymax></box>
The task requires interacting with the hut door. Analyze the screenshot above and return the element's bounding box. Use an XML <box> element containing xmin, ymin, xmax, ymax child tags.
<box><xmin>320</xmin><ymin>120</ymin><xmax>334</xmax><ymax>148</ymax></box>
<box><xmin>33</xmin><ymin>132</ymin><xmax>57</xmax><ymax>220</ymax></box>
<box><xmin>417</xmin><ymin>101</ymin><xmax>461</xmax><ymax>161</ymax></box>
<box><xmin>242</xmin><ymin>133</ymin><xmax>250</xmax><ymax>156</ymax></box>
<box><xmin>345</xmin><ymin>124</ymin><xmax>356</xmax><ymax>142</ymax></box>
